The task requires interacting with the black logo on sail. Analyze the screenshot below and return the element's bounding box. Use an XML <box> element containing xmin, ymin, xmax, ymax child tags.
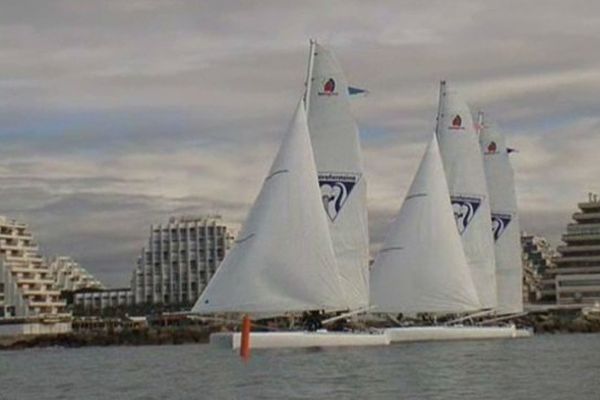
<box><xmin>491</xmin><ymin>213</ymin><xmax>512</xmax><ymax>241</ymax></box>
<box><xmin>451</xmin><ymin>196</ymin><xmax>482</xmax><ymax>234</ymax></box>
<box><xmin>318</xmin><ymin>173</ymin><xmax>360</xmax><ymax>221</ymax></box>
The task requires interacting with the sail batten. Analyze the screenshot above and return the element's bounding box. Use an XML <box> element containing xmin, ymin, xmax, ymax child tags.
<box><xmin>306</xmin><ymin>41</ymin><xmax>370</xmax><ymax>310</ymax></box>
<box><xmin>435</xmin><ymin>81</ymin><xmax>498</xmax><ymax>309</ymax></box>
<box><xmin>479</xmin><ymin>113</ymin><xmax>524</xmax><ymax>314</ymax></box>
<box><xmin>192</xmin><ymin>101</ymin><xmax>347</xmax><ymax>314</ymax></box>
<box><xmin>370</xmin><ymin>135</ymin><xmax>481</xmax><ymax>314</ymax></box>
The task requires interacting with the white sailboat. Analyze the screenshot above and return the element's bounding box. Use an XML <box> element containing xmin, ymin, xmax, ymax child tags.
<box><xmin>435</xmin><ymin>81</ymin><xmax>498</xmax><ymax>309</ymax></box>
<box><xmin>194</xmin><ymin>100</ymin><xmax>388</xmax><ymax>350</ymax></box>
<box><xmin>305</xmin><ymin>40</ymin><xmax>370</xmax><ymax>310</ymax></box>
<box><xmin>370</xmin><ymin>135</ymin><xmax>481</xmax><ymax>314</ymax></box>
<box><xmin>478</xmin><ymin>112</ymin><xmax>524</xmax><ymax>314</ymax></box>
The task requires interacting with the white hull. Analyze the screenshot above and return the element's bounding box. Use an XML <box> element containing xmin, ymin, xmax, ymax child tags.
<box><xmin>384</xmin><ymin>325</ymin><xmax>532</xmax><ymax>343</ymax></box>
<box><xmin>210</xmin><ymin>331</ymin><xmax>389</xmax><ymax>349</ymax></box>
<box><xmin>210</xmin><ymin>326</ymin><xmax>532</xmax><ymax>350</ymax></box>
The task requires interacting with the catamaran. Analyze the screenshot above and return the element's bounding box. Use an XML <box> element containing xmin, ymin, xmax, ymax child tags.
<box><xmin>192</xmin><ymin>99</ymin><xmax>388</xmax><ymax>350</ymax></box>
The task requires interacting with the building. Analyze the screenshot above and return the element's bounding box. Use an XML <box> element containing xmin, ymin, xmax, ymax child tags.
<box><xmin>74</xmin><ymin>288</ymin><xmax>133</xmax><ymax>312</ymax></box>
<box><xmin>552</xmin><ymin>193</ymin><xmax>600</xmax><ymax>305</ymax></box>
<box><xmin>0</xmin><ymin>216</ymin><xmax>69</xmax><ymax>318</ymax></box>
<box><xmin>50</xmin><ymin>256</ymin><xmax>105</xmax><ymax>293</ymax></box>
<box><xmin>521</xmin><ymin>232</ymin><xmax>557</xmax><ymax>303</ymax></box>
<box><xmin>131</xmin><ymin>215</ymin><xmax>234</xmax><ymax>306</ymax></box>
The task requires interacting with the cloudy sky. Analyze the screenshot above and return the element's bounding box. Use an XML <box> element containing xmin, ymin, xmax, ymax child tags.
<box><xmin>1</xmin><ymin>0</ymin><xmax>599</xmax><ymax>286</ymax></box>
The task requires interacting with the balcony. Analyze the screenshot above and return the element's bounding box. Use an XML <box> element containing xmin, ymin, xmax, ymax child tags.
<box><xmin>553</xmin><ymin>265</ymin><xmax>600</xmax><ymax>275</ymax></box>
<box><xmin>561</xmin><ymin>233</ymin><xmax>600</xmax><ymax>244</ymax></box>
<box><xmin>28</xmin><ymin>300</ymin><xmax>67</xmax><ymax>307</ymax></box>
<box><xmin>22</xmin><ymin>288</ymin><xmax>61</xmax><ymax>296</ymax></box>
<box><xmin>572</xmin><ymin>212</ymin><xmax>600</xmax><ymax>223</ymax></box>
<box><xmin>17</xmin><ymin>277</ymin><xmax>56</xmax><ymax>285</ymax></box>
<box><xmin>556</xmin><ymin>244</ymin><xmax>600</xmax><ymax>254</ymax></box>
<box><xmin>578</xmin><ymin>202</ymin><xmax>600</xmax><ymax>212</ymax></box>
<box><xmin>554</xmin><ymin>255</ymin><xmax>600</xmax><ymax>264</ymax></box>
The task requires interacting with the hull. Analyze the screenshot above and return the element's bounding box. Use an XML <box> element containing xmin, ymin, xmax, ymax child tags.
<box><xmin>210</xmin><ymin>326</ymin><xmax>532</xmax><ymax>350</ymax></box>
<box><xmin>210</xmin><ymin>331</ymin><xmax>389</xmax><ymax>349</ymax></box>
<box><xmin>384</xmin><ymin>325</ymin><xmax>532</xmax><ymax>343</ymax></box>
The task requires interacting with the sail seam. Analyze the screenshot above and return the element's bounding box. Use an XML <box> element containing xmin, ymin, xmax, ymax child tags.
<box><xmin>406</xmin><ymin>193</ymin><xmax>427</xmax><ymax>200</ymax></box>
<box><xmin>234</xmin><ymin>233</ymin><xmax>255</xmax><ymax>244</ymax></box>
<box><xmin>265</xmin><ymin>169</ymin><xmax>289</xmax><ymax>181</ymax></box>
<box><xmin>379</xmin><ymin>246</ymin><xmax>404</xmax><ymax>253</ymax></box>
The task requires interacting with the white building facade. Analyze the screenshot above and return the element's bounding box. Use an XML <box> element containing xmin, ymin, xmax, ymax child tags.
<box><xmin>74</xmin><ymin>288</ymin><xmax>133</xmax><ymax>311</ymax></box>
<box><xmin>50</xmin><ymin>256</ymin><xmax>105</xmax><ymax>293</ymax></box>
<box><xmin>131</xmin><ymin>216</ymin><xmax>234</xmax><ymax>305</ymax></box>
<box><xmin>0</xmin><ymin>216</ymin><xmax>69</xmax><ymax>318</ymax></box>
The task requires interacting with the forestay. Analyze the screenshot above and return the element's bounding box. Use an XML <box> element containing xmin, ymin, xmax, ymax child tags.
<box><xmin>370</xmin><ymin>135</ymin><xmax>481</xmax><ymax>313</ymax></box>
<box><xmin>306</xmin><ymin>41</ymin><xmax>369</xmax><ymax>310</ymax></box>
<box><xmin>435</xmin><ymin>81</ymin><xmax>497</xmax><ymax>309</ymax></box>
<box><xmin>479</xmin><ymin>113</ymin><xmax>523</xmax><ymax>314</ymax></box>
<box><xmin>192</xmin><ymin>101</ymin><xmax>347</xmax><ymax>314</ymax></box>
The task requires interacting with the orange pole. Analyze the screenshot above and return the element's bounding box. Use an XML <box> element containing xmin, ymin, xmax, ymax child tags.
<box><xmin>240</xmin><ymin>314</ymin><xmax>251</xmax><ymax>360</ymax></box>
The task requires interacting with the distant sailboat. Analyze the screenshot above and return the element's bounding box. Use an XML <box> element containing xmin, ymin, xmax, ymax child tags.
<box><xmin>305</xmin><ymin>40</ymin><xmax>370</xmax><ymax>310</ymax></box>
<box><xmin>192</xmin><ymin>101</ymin><xmax>348</xmax><ymax>314</ymax></box>
<box><xmin>370</xmin><ymin>135</ymin><xmax>481</xmax><ymax>314</ymax></box>
<box><xmin>478</xmin><ymin>112</ymin><xmax>524</xmax><ymax>314</ymax></box>
<box><xmin>435</xmin><ymin>81</ymin><xmax>497</xmax><ymax>309</ymax></box>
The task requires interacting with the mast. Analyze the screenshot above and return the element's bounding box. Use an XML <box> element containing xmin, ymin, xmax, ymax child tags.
<box><xmin>304</xmin><ymin>39</ymin><xmax>316</xmax><ymax>114</ymax></box>
<box><xmin>435</xmin><ymin>80</ymin><xmax>446</xmax><ymax>137</ymax></box>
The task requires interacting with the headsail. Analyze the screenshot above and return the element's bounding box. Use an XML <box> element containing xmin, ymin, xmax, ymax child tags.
<box><xmin>305</xmin><ymin>40</ymin><xmax>369</xmax><ymax>309</ymax></box>
<box><xmin>370</xmin><ymin>135</ymin><xmax>481</xmax><ymax>314</ymax></box>
<box><xmin>479</xmin><ymin>112</ymin><xmax>523</xmax><ymax>314</ymax></box>
<box><xmin>192</xmin><ymin>101</ymin><xmax>347</xmax><ymax>314</ymax></box>
<box><xmin>435</xmin><ymin>81</ymin><xmax>497</xmax><ymax>309</ymax></box>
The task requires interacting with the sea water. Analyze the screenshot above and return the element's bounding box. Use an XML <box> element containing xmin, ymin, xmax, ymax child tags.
<box><xmin>1</xmin><ymin>333</ymin><xmax>598</xmax><ymax>399</ymax></box>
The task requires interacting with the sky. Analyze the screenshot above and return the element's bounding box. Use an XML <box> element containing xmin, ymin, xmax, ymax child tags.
<box><xmin>1</xmin><ymin>0</ymin><xmax>599</xmax><ymax>286</ymax></box>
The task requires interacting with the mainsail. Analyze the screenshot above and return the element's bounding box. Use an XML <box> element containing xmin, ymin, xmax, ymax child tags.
<box><xmin>435</xmin><ymin>81</ymin><xmax>497</xmax><ymax>309</ymax></box>
<box><xmin>192</xmin><ymin>101</ymin><xmax>347</xmax><ymax>314</ymax></box>
<box><xmin>305</xmin><ymin>40</ymin><xmax>369</xmax><ymax>309</ymax></box>
<box><xmin>478</xmin><ymin>112</ymin><xmax>523</xmax><ymax>314</ymax></box>
<box><xmin>370</xmin><ymin>135</ymin><xmax>481</xmax><ymax>313</ymax></box>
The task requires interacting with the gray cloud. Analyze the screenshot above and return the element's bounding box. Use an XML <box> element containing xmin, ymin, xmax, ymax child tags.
<box><xmin>0</xmin><ymin>1</ymin><xmax>598</xmax><ymax>285</ymax></box>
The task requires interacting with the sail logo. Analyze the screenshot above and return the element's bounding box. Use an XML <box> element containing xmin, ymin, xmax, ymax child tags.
<box><xmin>451</xmin><ymin>196</ymin><xmax>481</xmax><ymax>234</ymax></box>
<box><xmin>485</xmin><ymin>141</ymin><xmax>498</xmax><ymax>154</ymax></box>
<box><xmin>449</xmin><ymin>114</ymin><xmax>465</xmax><ymax>130</ymax></box>
<box><xmin>318</xmin><ymin>78</ymin><xmax>338</xmax><ymax>96</ymax></box>
<box><xmin>491</xmin><ymin>213</ymin><xmax>512</xmax><ymax>241</ymax></box>
<box><xmin>318</xmin><ymin>172</ymin><xmax>360</xmax><ymax>221</ymax></box>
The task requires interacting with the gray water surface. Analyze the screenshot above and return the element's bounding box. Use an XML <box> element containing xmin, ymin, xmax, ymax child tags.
<box><xmin>1</xmin><ymin>333</ymin><xmax>598</xmax><ymax>399</ymax></box>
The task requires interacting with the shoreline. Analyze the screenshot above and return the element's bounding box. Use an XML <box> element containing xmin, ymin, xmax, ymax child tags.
<box><xmin>2</xmin><ymin>312</ymin><xmax>600</xmax><ymax>351</ymax></box>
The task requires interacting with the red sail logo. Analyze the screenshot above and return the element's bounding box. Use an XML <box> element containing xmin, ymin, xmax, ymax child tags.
<box><xmin>452</xmin><ymin>115</ymin><xmax>462</xmax><ymax>127</ymax></box>
<box><xmin>318</xmin><ymin>78</ymin><xmax>338</xmax><ymax>96</ymax></box>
